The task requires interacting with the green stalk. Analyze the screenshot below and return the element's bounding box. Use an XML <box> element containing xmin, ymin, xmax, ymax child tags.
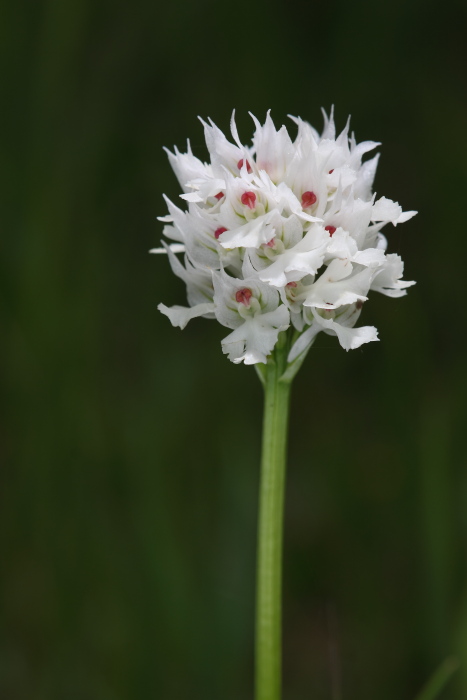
<box><xmin>255</xmin><ymin>335</ymin><xmax>292</xmax><ymax>700</ymax></box>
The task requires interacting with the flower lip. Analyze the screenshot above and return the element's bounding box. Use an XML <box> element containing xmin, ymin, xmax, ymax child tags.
<box><xmin>214</xmin><ymin>227</ymin><xmax>228</xmax><ymax>239</ymax></box>
<box><xmin>301</xmin><ymin>191</ymin><xmax>317</xmax><ymax>208</ymax></box>
<box><xmin>235</xmin><ymin>288</ymin><xmax>253</xmax><ymax>306</ymax></box>
<box><xmin>241</xmin><ymin>191</ymin><xmax>257</xmax><ymax>209</ymax></box>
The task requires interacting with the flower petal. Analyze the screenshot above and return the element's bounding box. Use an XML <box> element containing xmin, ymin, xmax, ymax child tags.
<box><xmin>312</xmin><ymin>309</ymin><xmax>379</xmax><ymax>350</ymax></box>
<box><xmin>371</xmin><ymin>253</ymin><xmax>416</xmax><ymax>297</ymax></box>
<box><xmin>158</xmin><ymin>302</ymin><xmax>216</xmax><ymax>329</ymax></box>
<box><xmin>221</xmin><ymin>305</ymin><xmax>290</xmax><ymax>364</ymax></box>
<box><xmin>150</xmin><ymin>244</ymin><xmax>186</xmax><ymax>254</ymax></box>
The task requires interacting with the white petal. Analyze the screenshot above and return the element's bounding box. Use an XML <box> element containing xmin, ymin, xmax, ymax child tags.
<box><xmin>158</xmin><ymin>302</ymin><xmax>216</xmax><ymax>329</ymax></box>
<box><xmin>352</xmin><ymin>247</ymin><xmax>386</xmax><ymax>266</ymax></box>
<box><xmin>372</xmin><ymin>197</ymin><xmax>417</xmax><ymax>226</ymax></box>
<box><xmin>162</xmin><ymin>242</ymin><xmax>214</xmax><ymax>307</ymax></box>
<box><xmin>164</xmin><ymin>142</ymin><xmax>211</xmax><ymax>192</ymax></box>
<box><xmin>258</xmin><ymin>226</ymin><xmax>328</xmax><ymax>287</ymax></box>
<box><xmin>329</xmin><ymin>321</ymin><xmax>379</xmax><ymax>350</ymax></box>
<box><xmin>161</xmin><ymin>224</ymin><xmax>184</xmax><ymax>243</ymax></box>
<box><xmin>180</xmin><ymin>191</ymin><xmax>204</xmax><ymax>202</ymax></box>
<box><xmin>221</xmin><ymin>305</ymin><xmax>290</xmax><ymax>364</ymax></box>
<box><xmin>251</xmin><ymin>110</ymin><xmax>295</xmax><ymax>182</ymax></box>
<box><xmin>320</xmin><ymin>106</ymin><xmax>336</xmax><ymax>140</ymax></box>
<box><xmin>312</xmin><ymin>310</ymin><xmax>379</xmax><ymax>351</ymax></box>
<box><xmin>200</xmin><ymin>115</ymin><xmax>245</xmax><ymax>176</ymax></box>
<box><xmin>372</xmin><ymin>196</ymin><xmax>401</xmax><ymax>222</ymax></box>
<box><xmin>395</xmin><ymin>210</ymin><xmax>417</xmax><ymax>224</ymax></box>
<box><xmin>219</xmin><ymin>212</ymin><xmax>276</xmax><ymax>249</ymax></box>
<box><xmin>150</xmin><ymin>244</ymin><xmax>186</xmax><ymax>254</ymax></box>
<box><xmin>376</xmin><ymin>233</ymin><xmax>388</xmax><ymax>250</ymax></box>
<box><xmin>304</xmin><ymin>259</ymin><xmax>377</xmax><ymax>309</ymax></box>
<box><xmin>325</xmin><ymin>229</ymin><xmax>358</xmax><ymax>260</ymax></box>
<box><xmin>230</xmin><ymin>110</ymin><xmax>244</xmax><ymax>151</ymax></box>
<box><xmin>371</xmin><ymin>253</ymin><xmax>416</xmax><ymax>297</ymax></box>
<box><xmin>287</xmin><ymin>323</ymin><xmax>321</xmax><ymax>363</ymax></box>
<box><xmin>353</xmin><ymin>153</ymin><xmax>380</xmax><ymax>200</ymax></box>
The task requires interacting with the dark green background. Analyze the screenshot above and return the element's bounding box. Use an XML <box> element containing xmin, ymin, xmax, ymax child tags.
<box><xmin>1</xmin><ymin>0</ymin><xmax>466</xmax><ymax>698</ymax></box>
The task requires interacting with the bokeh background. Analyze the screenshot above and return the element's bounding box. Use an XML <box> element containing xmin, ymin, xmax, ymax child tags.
<box><xmin>1</xmin><ymin>0</ymin><xmax>467</xmax><ymax>698</ymax></box>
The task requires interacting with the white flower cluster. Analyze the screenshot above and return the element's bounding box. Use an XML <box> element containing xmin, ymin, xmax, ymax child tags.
<box><xmin>155</xmin><ymin>110</ymin><xmax>416</xmax><ymax>366</ymax></box>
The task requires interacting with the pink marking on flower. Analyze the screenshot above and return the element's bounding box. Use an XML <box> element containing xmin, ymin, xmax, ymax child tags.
<box><xmin>286</xmin><ymin>281</ymin><xmax>297</xmax><ymax>288</ymax></box>
<box><xmin>214</xmin><ymin>192</ymin><xmax>224</xmax><ymax>201</ymax></box>
<box><xmin>328</xmin><ymin>169</ymin><xmax>334</xmax><ymax>174</ymax></box>
<box><xmin>266</xmin><ymin>238</ymin><xmax>275</xmax><ymax>248</ymax></box>
<box><xmin>237</xmin><ymin>159</ymin><xmax>252</xmax><ymax>173</ymax></box>
<box><xmin>325</xmin><ymin>225</ymin><xmax>336</xmax><ymax>236</ymax></box>
<box><xmin>214</xmin><ymin>227</ymin><xmax>227</xmax><ymax>239</ymax></box>
<box><xmin>235</xmin><ymin>288</ymin><xmax>253</xmax><ymax>306</ymax></box>
<box><xmin>241</xmin><ymin>191</ymin><xmax>256</xmax><ymax>209</ymax></box>
<box><xmin>301</xmin><ymin>191</ymin><xmax>317</xmax><ymax>208</ymax></box>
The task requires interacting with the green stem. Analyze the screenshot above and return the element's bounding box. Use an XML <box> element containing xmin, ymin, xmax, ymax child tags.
<box><xmin>255</xmin><ymin>337</ymin><xmax>292</xmax><ymax>700</ymax></box>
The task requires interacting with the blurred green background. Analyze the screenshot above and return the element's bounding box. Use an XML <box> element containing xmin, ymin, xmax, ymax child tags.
<box><xmin>1</xmin><ymin>0</ymin><xmax>467</xmax><ymax>698</ymax></box>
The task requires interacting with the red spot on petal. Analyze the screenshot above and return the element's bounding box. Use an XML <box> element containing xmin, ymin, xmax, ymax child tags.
<box><xmin>301</xmin><ymin>191</ymin><xmax>317</xmax><ymax>208</ymax></box>
<box><xmin>214</xmin><ymin>227</ymin><xmax>227</xmax><ymax>239</ymax></box>
<box><xmin>325</xmin><ymin>225</ymin><xmax>337</xmax><ymax>236</ymax></box>
<box><xmin>241</xmin><ymin>191</ymin><xmax>256</xmax><ymax>209</ymax></box>
<box><xmin>266</xmin><ymin>238</ymin><xmax>275</xmax><ymax>248</ymax></box>
<box><xmin>214</xmin><ymin>192</ymin><xmax>224</xmax><ymax>200</ymax></box>
<box><xmin>286</xmin><ymin>281</ymin><xmax>297</xmax><ymax>288</ymax></box>
<box><xmin>356</xmin><ymin>300</ymin><xmax>364</xmax><ymax>310</ymax></box>
<box><xmin>328</xmin><ymin>169</ymin><xmax>334</xmax><ymax>174</ymax></box>
<box><xmin>235</xmin><ymin>288</ymin><xmax>253</xmax><ymax>306</ymax></box>
<box><xmin>237</xmin><ymin>159</ymin><xmax>252</xmax><ymax>173</ymax></box>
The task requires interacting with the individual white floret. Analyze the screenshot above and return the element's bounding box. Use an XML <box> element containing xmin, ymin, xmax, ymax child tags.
<box><xmin>212</xmin><ymin>270</ymin><xmax>290</xmax><ymax>364</ymax></box>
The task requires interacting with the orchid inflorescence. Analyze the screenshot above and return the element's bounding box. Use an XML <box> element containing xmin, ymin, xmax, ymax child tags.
<box><xmin>155</xmin><ymin>110</ymin><xmax>416</xmax><ymax>366</ymax></box>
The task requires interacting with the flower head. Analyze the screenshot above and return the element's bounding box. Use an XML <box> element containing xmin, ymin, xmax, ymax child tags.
<box><xmin>155</xmin><ymin>110</ymin><xmax>416</xmax><ymax>365</ymax></box>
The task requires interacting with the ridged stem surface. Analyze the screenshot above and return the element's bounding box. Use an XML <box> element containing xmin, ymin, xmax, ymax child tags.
<box><xmin>255</xmin><ymin>341</ymin><xmax>291</xmax><ymax>700</ymax></box>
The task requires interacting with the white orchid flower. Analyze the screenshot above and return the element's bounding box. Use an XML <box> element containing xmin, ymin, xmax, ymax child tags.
<box><xmin>155</xmin><ymin>110</ymin><xmax>416</xmax><ymax>365</ymax></box>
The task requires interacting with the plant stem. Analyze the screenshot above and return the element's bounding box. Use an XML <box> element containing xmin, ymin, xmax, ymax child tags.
<box><xmin>255</xmin><ymin>337</ymin><xmax>292</xmax><ymax>700</ymax></box>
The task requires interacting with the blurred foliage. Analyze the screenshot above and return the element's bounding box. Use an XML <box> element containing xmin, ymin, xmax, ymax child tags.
<box><xmin>1</xmin><ymin>0</ymin><xmax>467</xmax><ymax>698</ymax></box>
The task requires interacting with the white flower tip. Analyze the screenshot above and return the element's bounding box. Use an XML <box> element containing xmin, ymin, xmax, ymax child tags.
<box><xmin>394</xmin><ymin>210</ymin><xmax>418</xmax><ymax>225</ymax></box>
<box><xmin>349</xmin><ymin>326</ymin><xmax>379</xmax><ymax>350</ymax></box>
<box><xmin>230</xmin><ymin>109</ymin><xmax>243</xmax><ymax>149</ymax></box>
<box><xmin>159</xmin><ymin>302</ymin><xmax>215</xmax><ymax>330</ymax></box>
<box><xmin>150</xmin><ymin>244</ymin><xmax>185</xmax><ymax>255</ymax></box>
